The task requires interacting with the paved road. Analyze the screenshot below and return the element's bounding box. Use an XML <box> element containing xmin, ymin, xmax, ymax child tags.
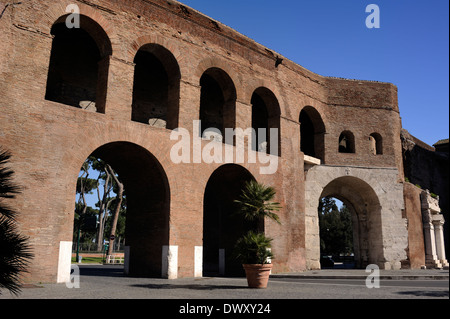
<box><xmin>1</xmin><ymin>265</ymin><xmax>448</xmax><ymax>301</ymax></box>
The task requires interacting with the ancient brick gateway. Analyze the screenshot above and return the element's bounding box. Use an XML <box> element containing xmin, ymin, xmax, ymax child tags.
<box><xmin>0</xmin><ymin>0</ymin><xmax>447</xmax><ymax>284</ymax></box>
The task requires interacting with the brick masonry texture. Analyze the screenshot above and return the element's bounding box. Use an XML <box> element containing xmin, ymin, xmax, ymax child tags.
<box><xmin>0</xmin><ymin>0</ymin><xmax>426</xmax><ymax>283</ymax></box>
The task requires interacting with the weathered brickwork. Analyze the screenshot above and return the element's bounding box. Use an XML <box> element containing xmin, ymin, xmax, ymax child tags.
<box><xmin>0</xmin><ymin>0</ymin><xmax>434</xmax><ymax>283</ymax></box>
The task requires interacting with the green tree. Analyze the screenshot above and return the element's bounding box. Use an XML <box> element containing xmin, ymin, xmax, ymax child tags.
<box><xmin>75</xmin><ymin>157</ymin><xmax>126</xmax><ymax>252</ymax></box>
<box><xmin>339</xmin><ymin>205</ymin><xmax>353</xmax><ymax>255</ymax></box>
<box><xmin>104</xmin><ymin>194</ymin><xmax>126</xmax><ymax>252</ymax></box>
<box><xmin>234</xmin><ymin>180</ymin><xmax>281</xmax><ymax>264</ymax></box>
<box><xmin>0</xmin><ymin>149</ymin><xmax>33</xmax><ymax>295</ymax></box>
<box><xmin>234</xmin><ymin>180</ymin><xmax>281</xmax><ymax>226</ymax></box>
<box><xmin>319</xmin><ymin>197</ymin><xmax>353</xmax><ymax>256</ymax></box>
<box><xmin>74</xmin><ymin>160</ymin><xmax>99</xmax><ymax>255</ymax></box>
<box><xmin>105</xmin><ymin>165</ymin><xmax>124</xmax><ymax>255</ymax></box>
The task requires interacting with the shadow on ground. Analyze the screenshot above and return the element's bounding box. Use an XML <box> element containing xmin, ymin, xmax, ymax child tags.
<box><xmin>79</xmin><ymin>265</ymin><xmax>248</xmax><ymax>290</ymax></box>
<box><xmin>396</xmin><ymin>290</ymin><xmax>449</xmax><ymax>298</ymax></box>
<box><xmin>130</xmin><ymin>282</ymin><xmax>247</xmax><ymax>290</ymax></box>
<box><xmin>79</xmin><ymin>265</ymin><xmax>125</xmax><ymax>277</ymax></box>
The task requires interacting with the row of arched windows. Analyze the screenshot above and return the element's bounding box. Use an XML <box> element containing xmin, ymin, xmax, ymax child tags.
<box><xmin>44</xmin><ymin>15</ymin><xmax>383</xmax><ymax>161</ymax></box>
<box><xmin>45</xmin><ymin>16</ymin><xmax>283</xmax><ymax>155</ymax></box>
<box><xmin>299</xmin><ymin>107</ymin><xmax>383</xmax><ymax>160</ymax></box>
<box><xmin>339</xmin><ymin>131</ymin><xmax>383</xmax><ymax>155</ymax></box>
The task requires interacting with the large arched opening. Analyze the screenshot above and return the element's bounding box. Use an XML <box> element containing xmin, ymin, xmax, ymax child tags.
<box><xmin>318</xmin><ymin>197</ymin><xmax>354</xmax><ymax>268</ymax></box>
<box><xmin>319</xmin><ymin>176</ymin><xmax>383</xmax><ymax>269</ymax></box>
<box><xmin>74</xmin><ymin>142</ymin><xmax>170</xmax><ymax>278</ymax></box>
<box><xmin>203</xmin><ymin>164</ymin><xmax>257</xmax><ymax>277</ymax></box>
<box><xmin>45</xmin><ymin>15</ymin><xmax>112</xmax><ymax>113</ymax></box>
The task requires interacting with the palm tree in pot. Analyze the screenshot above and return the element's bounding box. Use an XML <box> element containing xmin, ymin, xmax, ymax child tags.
<box><xmin>234</xmin><ymin>180</ymin><xmax>281</xmax><ymax>288</ymax></box>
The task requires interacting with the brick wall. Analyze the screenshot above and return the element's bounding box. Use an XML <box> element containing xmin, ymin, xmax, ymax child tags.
<box><xmin>0</xmin><ymin>0</ymin><xmax>405</xmax><ymax>282</ymax></box>
<box><xmin>403</xmin><ymin>183</ymin><xmax>426</xmax><ymax>269</ymax></box>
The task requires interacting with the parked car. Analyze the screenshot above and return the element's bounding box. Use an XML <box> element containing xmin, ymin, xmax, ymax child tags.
<box><xmin>320</xmin><ymin>256</ymin><xmax>335</xmax><ymax>268</ymax></box>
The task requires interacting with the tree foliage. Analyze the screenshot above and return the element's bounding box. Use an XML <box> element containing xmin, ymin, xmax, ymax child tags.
<box><xmin>234</xmin><ymin>180</ymin><xmax>281</xmax><ymax>265</ymax></box>
<box><xmin>234</xmin><ymin>180</ymin><xmax>281</xmax><ymax>225</ymax></box>
<box><xmin>0</xmin><ymin>149</ymin><xmax>33</xmax><ymax>295</ymax></box>
<box><xmin>234</xmin><ymin>231</ymin><xmax>274</xmax><ymax>265</ymax></box>
<box><xmin>74</xmin><ymin>156</ymin><xmax>126</xmax><ymax>252</ymax></box>
<box><xmin>319</xmin><ymin>197</ymin><xmax>353</xmax><ymax>256</ymax></box>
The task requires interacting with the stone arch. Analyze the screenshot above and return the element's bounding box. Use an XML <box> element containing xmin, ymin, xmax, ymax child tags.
<box><xmin>305</xmin><ymin>165</ymin><xmax>407</xmax><ymax>270</ymax></box>
<box><xmin>195</xmin><ymin>58</ymin><xmax>243</xmax><ymax>101</ymax></box>
<box><xmin>320</xmin><ymin>176</ymin><xmax>382</xmax><ymax>269</ymax></box>
<box><xmin>299</xmin><ymin>106</ymin><xmax>326</xmax><ymax>161</ymax></box>
<box><xmin>42</xmin><ymin>2</ymin><xmax>118</xmax><ymax>55</ymax></box>
<box><xmin>71</xmin><ymin>141</ymin><xmax>171</xmax><ymax>278</ymax></box>
<box><xmin>129</xmin><ymin>34</ymin><xmax>182</xmax><ymax>69</ymax></box>
<box><xmin>202</xmin><ymin>164</ymin><xmax>256</xmax><ymax>276</ymax></box>
<box><xmin>131</xmin><ymin>43</ymin><xmax>181</xmax><ymax>129</ymax></box>
<box><xmin>244</xmin><ymin>80</ymin><xmax>286</xmax><ymax>117</ymax></box>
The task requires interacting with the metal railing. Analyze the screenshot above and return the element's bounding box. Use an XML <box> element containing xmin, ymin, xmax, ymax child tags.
<box><xmin>72</xmin><ymin>242</ymin><xmax>125</xmax><ymax>253</ymax></box>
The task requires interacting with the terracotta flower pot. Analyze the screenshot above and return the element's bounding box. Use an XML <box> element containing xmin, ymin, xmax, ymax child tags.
<box><xmin>243</xmin><ymin>264</ymin><xmax>273</xmax><ymax>289</ymax></box>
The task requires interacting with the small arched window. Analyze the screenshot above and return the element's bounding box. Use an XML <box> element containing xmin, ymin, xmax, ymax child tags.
<box><xmin>369</xmin><ymin>133</ymin><xmax>383</xmax><ymax>155</ymax></box>
<box><xmin>339</xmin><ymin>131</ymin><xmax>355</xmax><ymax>154</ymax></box>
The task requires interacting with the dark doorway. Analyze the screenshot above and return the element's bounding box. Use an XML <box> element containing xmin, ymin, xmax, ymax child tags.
<box><xmin>203</xmin><ymin>164</ymin><xmax>256</xmax><ymax>277</ymax></box>
<box><xmin>318</xmin><ymin>197</ymin><xmax>355</xmax><ymax>269</ymax></box>
<box><xmin>76</xmin><ymin>142</ymin><xmax>170</xmax><ymax>278</ymax></box>
<box><xmin>319</xmin><ymin>177</ymin><xmax>383</xmax><ymax>269</ymax></box>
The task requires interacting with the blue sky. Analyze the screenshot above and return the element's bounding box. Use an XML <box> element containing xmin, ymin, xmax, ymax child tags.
<box><xmin>179</xmin><ymin>0</ymin><xmax>449</xmax><ymax>146</ymax></box>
